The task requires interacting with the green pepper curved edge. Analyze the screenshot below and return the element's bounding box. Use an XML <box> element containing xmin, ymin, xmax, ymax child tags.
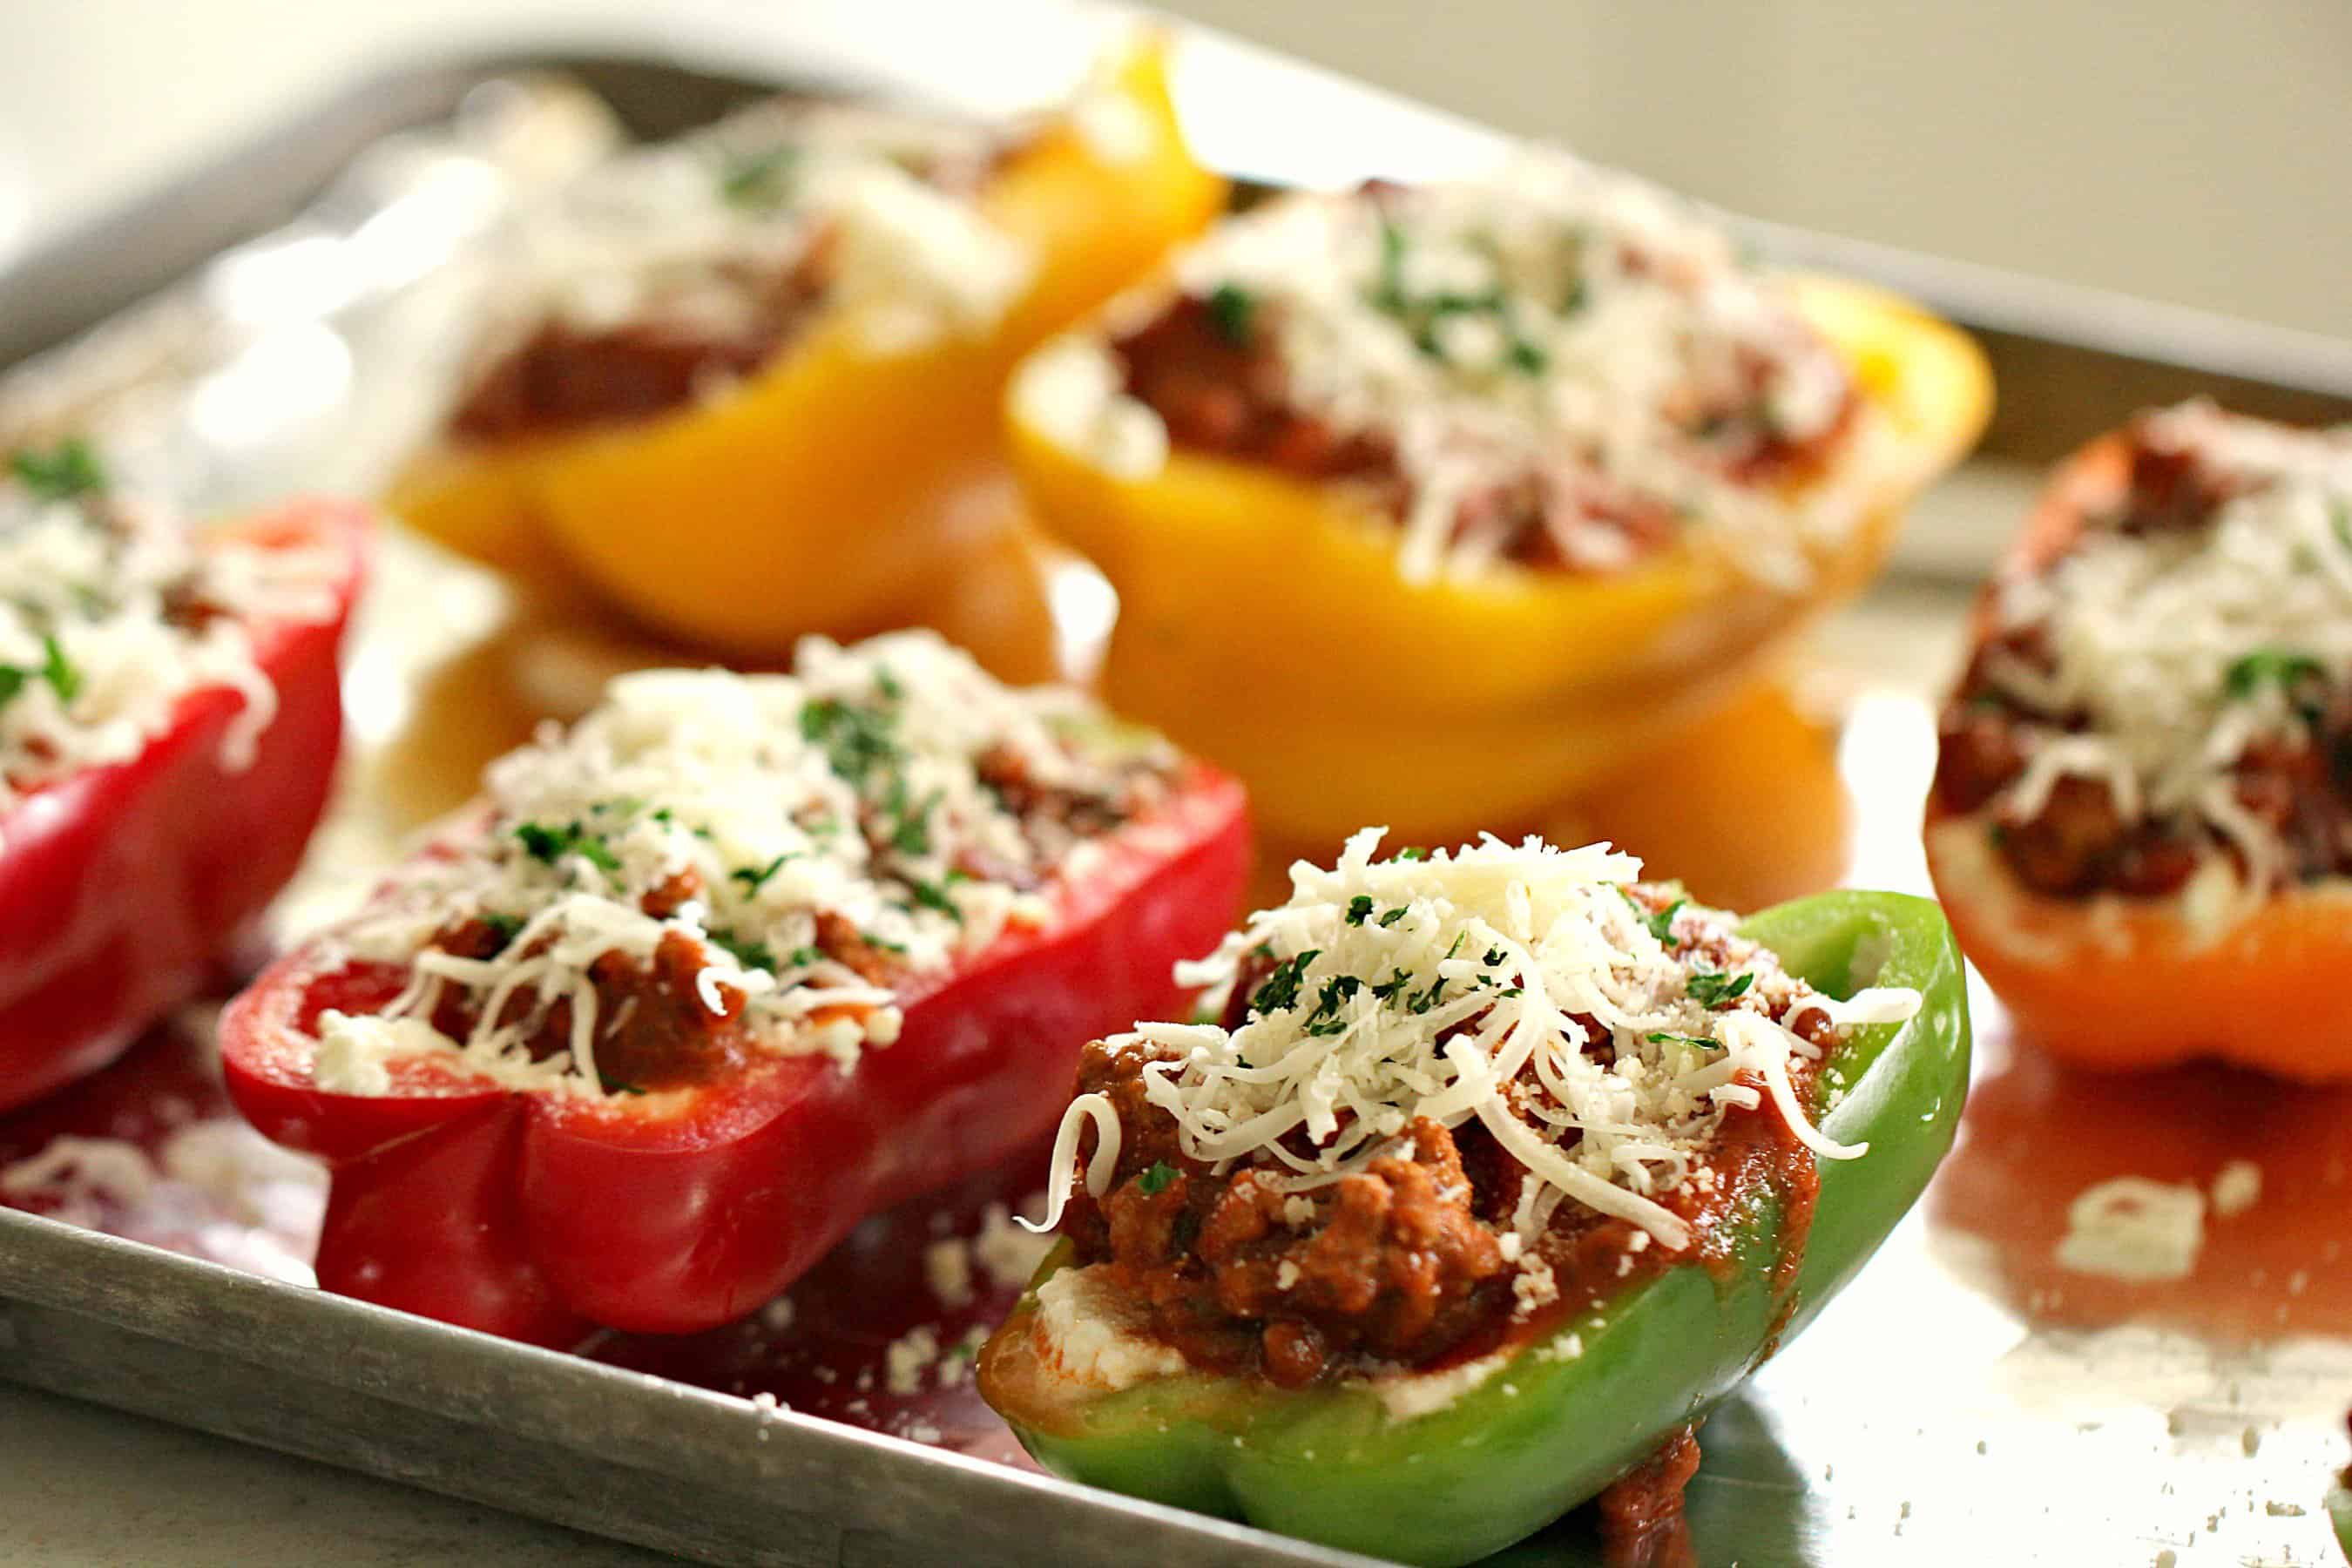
<box><xmin>977</xmin><ymin>889</ymin><xmax>1972</xmax><ymax>1567</ymax></box>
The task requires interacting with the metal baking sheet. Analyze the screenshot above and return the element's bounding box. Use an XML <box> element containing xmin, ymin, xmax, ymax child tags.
<box><xmin>3</xmin><ymin>21</ymin><xmax>2351</xmax><ymax>1568</ymax></box>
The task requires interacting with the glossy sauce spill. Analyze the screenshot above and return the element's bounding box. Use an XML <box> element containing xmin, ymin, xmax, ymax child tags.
<box><xmin>1933</xmin><ymin>1031</ymin><xmax>2352</xmax><ymax>1339</ymax></box>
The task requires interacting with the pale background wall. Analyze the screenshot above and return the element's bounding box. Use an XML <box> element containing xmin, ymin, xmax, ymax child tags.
<box><xmin>0</xmin><ymin>0</ymin><xmax>2346</xmax><ymax>339</ymax></box>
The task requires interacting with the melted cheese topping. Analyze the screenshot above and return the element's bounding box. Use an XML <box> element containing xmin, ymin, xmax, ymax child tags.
<box><xmin>1032</xmin><ymin>1264</ymin><xmax>1190</xmax><ymax>1390</ymax></box>
<box><xmin>1983</xmin><ymin>402</ymin><xmax>2352</xmax><ymax>902</ymax></box>
<box><xmin>321</xmin><ymin>631</ymin><xmax>1170</xmax><ymax>1097</ymax></box>
<box><xmin>1032</xmin><ymin>828</ymin><xmax>1915</xmax><ymax>1254</ymax></box>
<box><xmin>0</xmin><ymin>448</ymin><xmax>341</xmax><ymax>828</ymax></box>
<box><xmin>494</xmin><ymin>97</ymin><xmax>1030</xmax><ymax>361</ymax></box>
<box><xmin>1023</xmin><ymin>152</ymin><xmax>1880</xmax><ymax>588</ymax></box>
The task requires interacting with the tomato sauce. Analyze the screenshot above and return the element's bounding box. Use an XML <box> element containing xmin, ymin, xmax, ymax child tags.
<box><xmin>1932</xmin><ymin>1031</ymin><xmax>2352</xmax><ymax>1340</ymax></box>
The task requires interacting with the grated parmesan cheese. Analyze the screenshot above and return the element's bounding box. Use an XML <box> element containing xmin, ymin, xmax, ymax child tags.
<box><xmin>1030</xmin><ymin>829</ymin><xmax>1912</xmax><ymax>1255</ymax></box>
<box><xmin>312</xmin><ymin>631</ymin><xmax>1169</xmax><ymax>1099</ymax></box>
<box><xmin>2210</xmin><ymin>1159</ymin><xmax>2263</xmax><ymax>1219</ymax></box>
<box><xmin>884</xmin><ymin>1324</ymin><xmax>943</xmax><ymax>1396</ymax></box>
<box><xmin>0</xmin><ymin>446</ymin><xmax>341</xmax><ymax>834</ymax></box>
<box><xmin>971</xmin><ymin>1199</ymin><xmax>1056</xmax><ymax>1291</ymax></box>
<box><xmin>1976</xmin><ymin>402</ymin><xmax>2352</xmax><ymax>912</ymax></box>
<box><xmin>923</xmin><ymin>1235</ymin><xmax>977</xmax><ymax>1309</ymax></box>
<box><xmin>1021</xmin><ymin>152</ymin><xmax>1889</xmax><ymax>589</ymax></box>
<box><xmin>0</xmin><ymin>1122</ymin><xmax>327</xmax><ymax>1284</ymax></box>
<box><xmin>2055</xmin><ymin>1175</ymin><xmax>2207</xmax><ymax>1282</ymax></box>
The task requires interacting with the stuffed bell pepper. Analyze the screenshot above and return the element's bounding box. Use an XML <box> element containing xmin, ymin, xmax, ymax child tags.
<box><xmin>0</xmin><ymin>439</ymin><xmax>366</xmax><ymax>1112</ymax></box>
<box><xmin>979</xmin><ymin>829</ymin><xmax>1970</xmax><ymax>1565</ymax></box>
<box><xmin>1927</xmin><ymin>401</ymin><xmax>2352</xmax><ymax>1080</ymax></box>
<box><xmin>393</xmin><ymin>41</ymin><xmax>1223</xmax><ymax>657</ymax></box>
<box><xmin>220</xmin><ymin>630</ymin><xmax>1248</xmax><ymax>1345</ymax></box>
<box><xmin>1008</xmin><ymin>155</ymin><xmax>1990</xmax><ymax>842</ymax></box>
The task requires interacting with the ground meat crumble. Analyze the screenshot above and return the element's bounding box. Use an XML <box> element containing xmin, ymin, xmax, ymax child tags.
<box><xmin>1055</xmin><ymin>885</ymin><xmax>1838</xmax><ymax>1387</ymax></box>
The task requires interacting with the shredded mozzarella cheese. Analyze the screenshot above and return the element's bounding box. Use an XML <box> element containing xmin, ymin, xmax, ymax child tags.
<box><xmin>320</xmin><ymin>631</ymin><xmax>1168</xmax><ymax>1098</ymax></box>
<box><xmin>1024</xmin><ymin>150</ymin><xmax>1885</xmax><ymax>588</ymax></box>
<box><xmin>1980</xmin><ymin>402</ymin><xmax>2352</xmax><ymax>908</ymax></box>
<box><xmin>1031</xmin><ymin>828</ymin><xmax>1911</xmax><ymax>1251</ymax></box>
<box><xmin>0</xmin><ymin>453</ymin><xmax>341</xmax><ymax>833</ymax></box>
<box><xmin>480</xmin><ymin>93</ymin><xmax>1030</xmax><ymax>372</ymax></box>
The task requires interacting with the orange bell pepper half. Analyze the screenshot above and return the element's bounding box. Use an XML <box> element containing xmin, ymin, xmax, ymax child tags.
<box><xmin>1008</xmin><ymin>272</ymin><xmax>1990</xmax><ymax>843</ymax></box>
<box><xmin>391</xmin><ymin>41</ymin><xmax>1224</xmax><ymax>655</ymax></box>
<box><xmin>1925</xmin><ymin>432</ymin><xmax>2352</xmax><ymax>1084</ymax></box>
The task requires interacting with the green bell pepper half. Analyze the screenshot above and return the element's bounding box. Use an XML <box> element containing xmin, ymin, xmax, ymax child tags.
<box><xmin>977</xmin><ymin>889</ymin><xmax>1972</xmax><ymax>1567</ymax></box>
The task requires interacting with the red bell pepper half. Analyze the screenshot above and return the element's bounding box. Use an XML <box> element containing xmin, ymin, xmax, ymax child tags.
<box><xmin>0</xmin><ymin>498</ymin><xmax>368</xmax><ymax>1112</ymax></box>
<box><xmin>220</xmin><ymin>763</ymin><xmax>1249</xmax><ymax>1347</ymax></box>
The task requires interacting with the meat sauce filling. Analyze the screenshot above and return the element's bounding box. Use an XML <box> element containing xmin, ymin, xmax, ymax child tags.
<box><xmin>448</xmin><ymin>119</ymin><xmax>1021</xmax><ymax>443</ymax></box>
<box><xmin>312</xmin><ymin>640</ymin><xmax>1177</xmax><ymax>1103</ymax></box>
<box><xmin>1057</xmin><ymin>885</ymin><xmax>1835</xmax><ymax>1389</ymax></box>
<box><xmin>381</xmin><ymin>741</ymin><xmax>1146</xmax><ymax>1097</ymax></box>
<box><xmin>2</xmin><ymin>440</ymin><xmax>340</xmax><ymax>810</ymax></box>
<box><xmin>450</xmin><ymin>248</ymin><xmax>834</xmax><ymax>443</ymax></box>
<box><xmin>1935</xmin><ymin>423</ymin><xmax>2352</xmax><ymax>898</ymax></box>
<box><xmin>1108</xmin><ymin>183</ymin><xmax>1856</xmax><ymax>577</ymax></box>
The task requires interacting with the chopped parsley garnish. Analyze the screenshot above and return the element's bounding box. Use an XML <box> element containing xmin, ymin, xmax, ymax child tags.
<box><xmin>1345</xmin><ymin>895</ymin><xmax>1376</xmax><ymax>926</ymax></box>
<box><xmin>651</xmin><ymin>806</ymin><xmax>712</xmax><ymax>838</ymax></box>
<box><xmin>2223</xmin><ymin>648</ymin><xmax>2325</xmax><ymax>706</ymax></box>
<box><xmin>0</xmin><ymin>633</ymin><xmax>84</xmax><ymax>713</ymax></box>
<box><xmin>890</xmin><ymin>809</ymin><xmax>934</xmax><ymax>857</ymax></box>
<box><xmin>1482</xmin><ymin>947</ymin><xmax>1508</xmax><ymax>968</ymax></box>
<box><xmin>1369</xmin><ymin>968</ymin><xmax>1415</xmax><ymax>1003</ymax></box>
<box><xmin>708</xmin><ymin>929</ymin><xmax>778</xmax><ymax>972</ymax></box>
<box><xmin>1645</xmin><ymin>898</ymin><xmax>1687</xmax><ymax>949</ymax></box>
<box><xmin>37</xmin><ymin>635</ymin><xmax>80</xmax><ymax>706</ymax></box>
<box><xmin>1376</xmin><ymin>905</ymin><xmax>1409</xmax><ymax>928</ymax></box>
<box><xmin>513</xmin><ymin>820</ymin><xmax>619</xmax><ymax>873</ymax></box>
<box><xmin>1249</xmin><ymin>950</ymin><xmax>1320</xmax><ymax>1015</ymax></box>
<box><xmin>1206</xmin><ymin>282</ymin><xmax>1256</xmax><ymax>345</ymax></box>
<box><xmin>719</xmin><ymin>144</ymin><xmax>798</xmax><ymax>210</ymax></box>
<box><xmin>906</xmin><ymin>877</ymin><xmax>963</xmax><ymax>923</ymax></box>
<box><xmin>479</xmin><ymin>913</ymin><xmax>524</xmax><ymax>950</ymax></box>
<box><xmin>1686</xmin><ymin>970</ymin><xmax>1754</xmax><ymax>1009</ymax></box>
<box><xmin>882</xmin><ymin>777</ymin><xmax>938</xmax><ymax>856</ymax></box>
<box><xmin>1646</xmin><ymin>1031</ymin><xmax>1714</xmax><ymax>1050</ymax></box>
<box><xmin>730</xmin><ymin>854</ymin><xmax>797</xmax><ymax>895</ymax></box>
<box><xmin>1363</xmin><ymin>224</ymin><xmax>1549</xmax><ymax>373</ymax></box>
<box><xmin>8</xmin><ymin>438</ymin><xmax>106</xmax><ymax>503</ymax></box>
<box><xmin>1404</xmin><ymin>975</ymin><xmax>1450</xmax><ymax>1015</ymax></box>
<box><xmin>1301</xmin><ymin>974</ymin><xmax>1363</xmax><ymax>1036</ymax></box>
<box><xmin>799</xmin><ymin>698</ymin><xmax>901</xmax><ymax>787</ymax></box>
<box><xmin>1372</xmin><ymin>220</ymin><xmax>1410</xmax><ymax>313</ymax></box>
<box><xmin>1390</xmin><ymin>847</ymin><xmax>1428</xmax><ymax>862</ymax></box>
<box><xmin>1135</xmin><ymin>1161</ymin><xmax>1179</xmax><ymax>1196</ymax></box>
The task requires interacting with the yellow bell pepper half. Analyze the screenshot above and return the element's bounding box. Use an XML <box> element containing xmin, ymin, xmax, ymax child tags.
<box><xmin>1010</xmin><ymin>274</ymin><xmax>1991</xmax><ymax>842</ymax></box>
<box><xmin>389</xmin><ymin>42</ymin><xmax>1225</xmax><ymax>657</ymax></box>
